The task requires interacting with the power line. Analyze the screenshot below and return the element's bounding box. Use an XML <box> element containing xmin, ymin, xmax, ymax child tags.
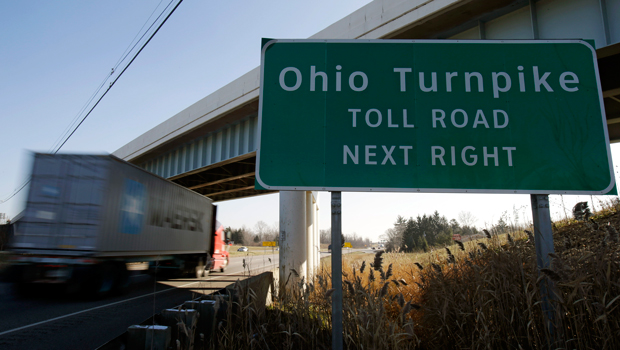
<box><xmin>48</xmin><ymin>68</ymin><xmax>115</xmax><ymax>153</ymax></box>
<box><xmin>52</xmin><ymin>0</ymin><xmax>183</xmax><ymax>153</ymax></box>
<box><xmin>0</xmin><ymin>0</ymin><xmax>184</xmax><ymax>204</ymax></box>
<box><xmin>0</xmin><ymin>180</ymin><xmax>30</xmax><ymax>204</ymax></box>
<box><xmin>49</xmin><ymin>1</ymin><xmax>174</xmax><ymax>154</ymax></box>
<box><xmin>113</xmin><ymin>0</ymin><xmax>171</xmax><ymax>73</ymax></box>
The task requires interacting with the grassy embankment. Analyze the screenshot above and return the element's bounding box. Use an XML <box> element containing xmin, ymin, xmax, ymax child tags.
<box><xmin>206</xmin><ymin>206</ymin><xmax>620</xmax><ymax>350</ymax></box>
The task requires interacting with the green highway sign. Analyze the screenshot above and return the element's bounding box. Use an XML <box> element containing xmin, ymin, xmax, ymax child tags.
<box><xmin>256</xmin><ymin>39</ymin><xmax>614</xmax><ymax>194</ymax></box>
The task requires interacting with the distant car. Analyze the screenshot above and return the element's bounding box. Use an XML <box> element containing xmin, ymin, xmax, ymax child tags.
<box><xmin>372</xmin><ymin>247</ymin><xmax>376</xmax><ymax>250</ymax></box>
<box><xmin>237</xmin><ymin>246</ymin><xmax>248</xmax><ymax>252</ymax></box>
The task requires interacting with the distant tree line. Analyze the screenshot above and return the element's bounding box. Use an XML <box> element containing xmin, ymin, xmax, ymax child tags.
<box><xmin>319</xmin><ymin>228</ymin><xmax>371</xmax><ymax>248</ymax></box>
<box><xmin>383</xmin><ymin>211</ymin><xmax>481</xmax><ymax>252</ymax></box>
<box><xmin>224</xmin><ymin>223</ymin><xmax>372</xmax><ymax>248</ymax></box>
<box><xmin>224</xmin><ymin>220</ymin><xmax>278</xmax><ymax>246</ymax></box>
<box><xmin>382</xmin><ymin>208</ymin><xmax>530</xmax><ymax>252</ymax></box>
<box><xmin>343</xmin><ymin>232</ymin><xmax>372</xmax><ymax>248</ymax></box>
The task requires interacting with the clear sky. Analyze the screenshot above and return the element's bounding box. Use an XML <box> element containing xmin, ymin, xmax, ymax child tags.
<box><xmin>2</xmin><ymin>0</ymin><xmax>619</xmax><ymax>240</ymax></box>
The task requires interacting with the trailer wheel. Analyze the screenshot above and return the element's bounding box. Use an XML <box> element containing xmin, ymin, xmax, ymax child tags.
<box><xmin>14</xmin><ymin>282</ymin><xmax>35</xmax><ymax>298</ymax></box>
<box><xmin>195</xmin><ymin>258</ymin><xmax>207</xmax><ymax>279</ymax></box>
<box><xmin>112</xmin><ymin>262</ymin><xmax>130</xmax><ymax>295</ymax></box>
<box><xmin>86</xmin><ymin>263</ymin><xmax>114</xmax><ymax>299</ymax></box>
<box><xmin>195</xmin><ymin>265</ymin><xmax>205</xmax><ymax>278</ymax></box>
<box><xmin>64</xmin><ymin>278</ymin><xmax>82</xmax><ymax>295</ymax></box>
<box><xmin>3</xmin><ymin>264</ymin><xmax>22</xmax><ymax>283</ymax></box>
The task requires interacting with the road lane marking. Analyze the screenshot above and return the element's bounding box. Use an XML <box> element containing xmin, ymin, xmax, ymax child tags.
<box><xmin>0</xmin><ymin>262</ymin><xmax>279</xmax><ymax>337</ymax></box>
<box><xmin>0</xmin><ymin>280</ymin><xmax>200</xmax><ymax>337</ymax></box>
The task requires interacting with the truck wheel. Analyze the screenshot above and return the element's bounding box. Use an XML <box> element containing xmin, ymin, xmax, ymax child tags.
<box><xmin>112</xmin><ymin>262</ymin><xmax>130</xmax><ymax>295</ymax></box>
<box><xmin>195</xmin><ymin>258</ymin><xmax>207</xmax><ymax>279</ymax></box>
<box><xmin>220</xmin><ymin>257</ymin><xmax>229</xmax><ymax>273</ymax></box>
<box><xmin>196</xmin><ymin>264</ymin><xmax>209</xmax><ymax>278</ymax></box>
<box><xmin>14</xmin><ymin>282</ymin><xmax>35</xmax><ymax>298</ymax></box>
<box><xmin>85</xmin><ymin>263</ymin><xmax>114</xmax><ymax>299</ymax></box>
<box><xmin>3</xmin><ymin>264</ymin><xmax>22</xmax><ymax>283</ymax></box>
<box><xmin>195</xmin><ymin>265</ymin><xmax>205</xmax><ymax>278</ymax></box>
<box><xmin>64</xmin><ymin>278</ymin><xmax>82</xmax><ymax>295</ymax></box>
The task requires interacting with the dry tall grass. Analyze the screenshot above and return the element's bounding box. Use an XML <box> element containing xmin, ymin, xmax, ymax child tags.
<box><xmin>206</xmin><ymin>208</ymin><xmax>620</xmax><ymax>350</ymax></box>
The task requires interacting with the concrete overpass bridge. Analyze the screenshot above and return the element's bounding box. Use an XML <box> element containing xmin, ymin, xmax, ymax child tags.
<box><xmin>114</xmin><ymin>0</ymin><xmax>620</xmax><ymax>289</ymax></box>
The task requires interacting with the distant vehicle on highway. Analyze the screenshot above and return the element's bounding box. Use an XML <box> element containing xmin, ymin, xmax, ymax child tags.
<box><xmin>237</xmin><ymin>246</ymin><xmax>249</xmax><ymax>252</ymax></box>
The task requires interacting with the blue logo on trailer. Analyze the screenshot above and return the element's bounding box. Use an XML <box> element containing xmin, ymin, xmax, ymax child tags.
<box><xmin>119</xmin><ymin>179</ymin><xmax>145</xmax><ymax>234</ymax></box>
<box><xmin>41</xmin><ymin>185</ymin><xmax>60</xmax><ymax>197</ymax></box>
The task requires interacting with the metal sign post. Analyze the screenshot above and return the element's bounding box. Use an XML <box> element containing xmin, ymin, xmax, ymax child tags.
<box><xmin>331</xmin><ymin>191</ymin><xmax>343</xmax><ymax>350</ymax></box>
<box><xmin>530</xmin><ymin>194</ymin><xmax>557</xmax><ymax>346</ymax></box>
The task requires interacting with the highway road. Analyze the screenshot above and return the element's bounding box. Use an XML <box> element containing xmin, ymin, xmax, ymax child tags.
<box><xmin>0</xmin><ymin>254</ymin><xmax>279</xmax><ymax>350</ymax></box>
<box><xmin>0</xmin><ymin>248</ymin><xmax>374</xmax><ymax>350</ymax></box>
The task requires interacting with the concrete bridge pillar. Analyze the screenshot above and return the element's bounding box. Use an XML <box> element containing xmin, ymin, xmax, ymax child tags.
<box><xmin>315</xmin><ymin>198</ymin><xmax>320</xmax><ymax>272</ymax></box>
<box><xmin>279</xmin><ymin>191</ymin><xmax>306</xmax><ymax>292</ymax></box>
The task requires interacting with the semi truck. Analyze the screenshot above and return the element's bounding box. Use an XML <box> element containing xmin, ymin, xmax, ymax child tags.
<box><xmin>6</xmin><ymin>153</ymin><xmax>230</xmax><ymax>297</ymax></box>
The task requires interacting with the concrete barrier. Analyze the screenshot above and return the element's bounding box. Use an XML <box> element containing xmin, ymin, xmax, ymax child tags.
<box><xmin>126</xmin><ymin>325</ymin><xmax>170</xmax><ymax>350</ymax></box>
<box><xmin>223</xmin><ymin>269</ymin><xmax>274</xmax><ymax>313</ymax></box>
<box><xmin>182</xmin><ymin>300</ymin><xmax>217</xmax><ymax>340</ymax></box>
<box><xmin>160</xmin><ymin>308</ymin><xmax>198</xmax><ymax>350</ymax></box>
<box><xmin>97</xmin><ymin>270</ymin><xmax>275</xmax><ymax>350</ymax></box>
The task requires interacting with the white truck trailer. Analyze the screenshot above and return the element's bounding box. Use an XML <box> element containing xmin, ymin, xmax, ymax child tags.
<box><xmin>6</xmin><ymin>153</ymin><xmax>224</xmax><ymax>297</ymax></box>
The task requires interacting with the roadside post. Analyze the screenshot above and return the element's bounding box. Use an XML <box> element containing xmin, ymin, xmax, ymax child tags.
<box><xmin>531</xmin><ymin>194</ymin><xmax>558</xmax><ymax>344</ymax></box>
<box><xmin>331</xmin><ymin>191</ymin><xmax>343</xmax><ymax>349</ymax></box>
<box><xmin>256</xmin><ymin>39</ymin><xmax>613</xmax><ymax>349</ymax></box>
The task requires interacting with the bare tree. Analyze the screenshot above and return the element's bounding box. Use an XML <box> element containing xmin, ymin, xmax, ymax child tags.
<box><xmin>254</xmin><ymin>220</ymin><xmax>269</xmax><ymax>241</ymax></box>
<box><xmin>320</xmin><ymin>228</ymin><xmax>331</xmax><ymax>244</ymax></box>
<box><xmin>457</xmin><ymin>211</ymin><xmax>478</xmax><ymax>228</ymax></box>
<box><xmin>240</xmin><ymin>225</ymin><xmax>254</xmax><ymax>246</ymax></box>
<box><xmin>385</xmin><ymin>227</ymin><xmax>403</xmax><ymax>251</ymax></box>
<box><xmin>265</xmin><ymin>221</ymin><xmax>279</xmax><ymax>242</ymax></box>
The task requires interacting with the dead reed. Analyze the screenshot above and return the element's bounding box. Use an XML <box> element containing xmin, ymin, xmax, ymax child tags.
<box><xmin>411</xmin><ymin>210</ymin><xmax>620</xmax><ymax>349</ymax></box>
<box><xmin>206</xmin><ymin>208</ymin><xmax>620</xmax><ymax>349</ymax></box>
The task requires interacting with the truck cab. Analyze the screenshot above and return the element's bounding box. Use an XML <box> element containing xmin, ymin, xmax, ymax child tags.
<box><xmin>207</xmin><ymin>221</ymin><xmax>230</xmax><ymax>273</ymax></box>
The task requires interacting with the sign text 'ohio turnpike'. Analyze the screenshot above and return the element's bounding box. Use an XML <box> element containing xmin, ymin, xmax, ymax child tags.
<box><xmin>256</xmin><ymin>40</ymin><xmax>613</xmax><ymax>194</ymax></box>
